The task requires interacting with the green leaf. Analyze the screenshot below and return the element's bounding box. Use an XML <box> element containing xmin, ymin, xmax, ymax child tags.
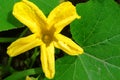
<box><xmin>0</xmin><ymin>0</ymin><xmax>23</xmax><ymax>32</ymax></box>
<box><xmin>53</xmin><ymin>54</ymin><xmax>120</xmax><ymax>80</ymax></box>
<box><xmin>71</xmin><ymin>0</ymin><xmax>120</xmax><ymax>66</ymax></box>
<box><xmin>0</xmin><ymin>0</ymin><xmax>59</xmax><ymax>31</ymax></box>
<box><xmin>45</xmin><ymin>0</ymin><xmax>120</xmax><ymax>80</ymax></box>
<box><xmin>31</xmin><ymin>0</ymin><xmax>59</xmax><ymax>16</ymax></box>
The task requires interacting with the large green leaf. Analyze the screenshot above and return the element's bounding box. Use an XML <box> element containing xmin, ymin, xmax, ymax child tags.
<box><xmin>71</xmin><ymin>0</ymin><xmax>120</xmax><ymax>66</ymax></box>
<box><xmin>0</xmin><ymin>0</ymin><xmax>59</xmax><ymax>31</ymax></box>
<box><xmin>47</xmin><ymin>0</ymin><xmax>120</xmax><ymax>80</ymax></box>
<box><xmin>53</xmin><ymin>55</ymin><xmax>120</xmax><ymax>80</ymax></box>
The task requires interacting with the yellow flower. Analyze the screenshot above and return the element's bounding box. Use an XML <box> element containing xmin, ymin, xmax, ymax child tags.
<box><xmin>7</xmin><ymin>0</ymin><xmax>83</xmax><ymax>79</ymax></box>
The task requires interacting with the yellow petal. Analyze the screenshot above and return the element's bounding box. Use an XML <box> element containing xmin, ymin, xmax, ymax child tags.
<box><xmin>47</xmin><ymin>1</ymin><xmax>80</xmax><ymax>33</ymax></box>
<box><xmin>13</xmin><ymin>0</ymin><xmax>47</xmax><ymax>33</ymax></box>
<box><xmin>54</xmin><ymin>34</ymin><xmax>83</xmax><ymax>55</ymax></box>
<box><xmin>7</xmin><ymin>34</ymin><xmax>42</xmax><ymax>57</ymax></box>
<box><xmin>40</xmin><ymin>43</ymin><xmax>55</xmax><ymax>79</ymax></box>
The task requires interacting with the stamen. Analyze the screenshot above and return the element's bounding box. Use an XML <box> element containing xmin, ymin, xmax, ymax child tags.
<box><xmin>43</xmin><ymin>35</ymin><xmax>51</xmax><ymax>43</ymax></box>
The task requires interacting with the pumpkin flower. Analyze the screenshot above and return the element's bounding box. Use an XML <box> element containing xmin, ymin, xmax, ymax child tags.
<box><xmin>7</xmin><ymin>0</ymin><xmax>83</xmax><ymax>79</ymax></box>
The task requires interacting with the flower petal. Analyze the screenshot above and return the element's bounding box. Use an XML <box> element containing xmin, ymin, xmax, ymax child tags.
<box><xmin>7</xmin><ymin>34</ymin><xmax>42</xmax><ymax>57</ymax></box>
<box><xmin>13</xmin><ymin>0</ymin><xmax>47</xmax><ymax>33</ymax></box>
<box><xmin>40</xmin><ymin>43</ymin><xmax>55</xmax><ymax>79</ymax></box>
<box><xmin>54</xmin><ymin>34</ymin><xmax>83</xmax><ymax>55</ymax></box>
<box><xmin>47</xmin><ymin>1</ymin><xmax>80</xmax><ymax>33</ymax></box>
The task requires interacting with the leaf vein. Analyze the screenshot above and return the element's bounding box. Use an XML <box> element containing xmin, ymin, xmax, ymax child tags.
<box><xmin>83</xmin><ymin>7</ymin><xmax>104</xmax><ymax>43</ymax></box>
<box><xmin>104</xmin><ymin>63</ymin><xmax>116</xmax><ymax>80</ymax></box>
<box><xmin>85</xmin><ymin>53</ymin><xmax>120</xmax><ymax>69</ymax></box>
<box><xmin>79</xmin><ymin>56</ymin><xmax>92</xmax><ymax>80</ymax></box>
<box><xmin>84</xmin><ymin>34</ymin><xmax>120</xmax><ymax>48</ymax></box>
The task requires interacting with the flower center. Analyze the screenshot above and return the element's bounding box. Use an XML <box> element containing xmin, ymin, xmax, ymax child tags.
<box><xmin>42</xmin><ymin>34</ymin><xmax>51</xmax><ymax>43</ymax></box>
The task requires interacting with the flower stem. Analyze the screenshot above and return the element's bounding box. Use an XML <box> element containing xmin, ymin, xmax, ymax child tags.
<box><xmin>7</xmin><ymin>57</ymin><xmax>12</xmax><ymax>67</ymax></box>
<box><xmin>19</xmin><ymin>28</ymin><xmax>28</xmax><ymax>38</ymax></box>
<box><xmin>30</xmin><ymin>48</ymin><xmax>39</xmax><ymax>68</ymax></box>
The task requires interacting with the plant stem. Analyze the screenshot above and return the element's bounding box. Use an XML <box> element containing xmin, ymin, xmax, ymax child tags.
<box><xmin>30</xmin><ymin>48</ymin><xmax>39</xmax><ymax>68</ymax></box>
<box><xmin>19</xmin><ymin>28</ymin><xmax>28</xmax><ymax>38</ymax></box>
